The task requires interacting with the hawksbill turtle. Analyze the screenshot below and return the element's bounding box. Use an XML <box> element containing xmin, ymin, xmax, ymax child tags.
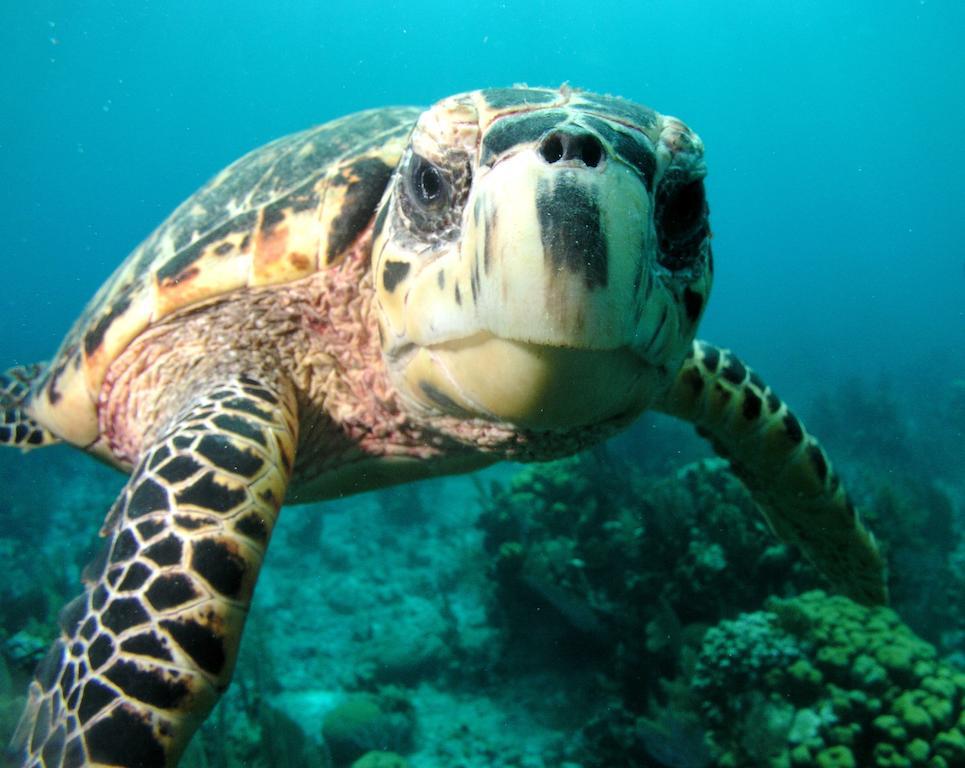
<box><xmin>1</xmin><ymin>86</ymin><xmax>886</xmax><ymax>768</ymax></box>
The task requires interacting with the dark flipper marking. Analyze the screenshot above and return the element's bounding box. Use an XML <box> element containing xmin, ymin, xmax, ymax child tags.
<box><xmin>8</xmin><ymin>376</ymin><xmax>298</xmax><ymax>767</ymax></box>
<box><xmin>655</xmin><ymin>340</ymin><xmax>887</xmax><ymax>606</ymax></box>
<box><xmin>0</xmin><ymin>364</ymin><xmax>60</xmax><ymax>449</ymax></box>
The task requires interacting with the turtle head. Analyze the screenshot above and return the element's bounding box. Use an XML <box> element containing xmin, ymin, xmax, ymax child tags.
<box><xmin>372</xmin><ymin>87</ymin><xmax>712</xmax><ymax>431</ymax></box>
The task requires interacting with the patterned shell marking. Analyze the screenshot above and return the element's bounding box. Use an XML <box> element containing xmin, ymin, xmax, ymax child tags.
<box><xmin>30</xmin><ymin>107</ymin><xmax>421</xmax><ymax>447</ymax></box>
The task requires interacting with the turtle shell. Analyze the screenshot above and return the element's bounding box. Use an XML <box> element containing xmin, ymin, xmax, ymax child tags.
<box><xmin>30</xmin><ymin>106</ymin><xmax>421</xmax><ymax>447</ymax></box>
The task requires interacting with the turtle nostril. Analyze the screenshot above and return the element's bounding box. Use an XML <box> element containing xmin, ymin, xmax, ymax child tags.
<box><xmin>538</xmin><ymin>131</ymin><xmax>604</xmax><ymax>167</ymax></box>
<box><xmin>539</xmin><ymin>134</ymin><xmax>565</xmax><ymax>164</ymax></box>
<box><xmin>580</xmin><ymin>136</ymin><xmax>602</xmax><ymax>168</ymax></box>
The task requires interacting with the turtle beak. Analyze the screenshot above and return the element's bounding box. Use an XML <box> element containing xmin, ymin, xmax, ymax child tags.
<box><xmin>402</xmin><ymin>131</ymin><xmax>654</xmax><ymax>354</ymax></box>
<box><xmin>395</xmin><ymin>334</ymin><xmax>661</xmax><ymax>428</ymax></box>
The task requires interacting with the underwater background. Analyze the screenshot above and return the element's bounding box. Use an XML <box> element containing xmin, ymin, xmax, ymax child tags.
<box><xmin>1</xmin><ymin>1</ymin><xmax>964</xmax><ymax>766</ymax></box>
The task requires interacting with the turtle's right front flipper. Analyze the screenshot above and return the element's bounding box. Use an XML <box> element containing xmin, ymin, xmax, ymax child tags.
<box><xmin>0</xmin><ymin>364</ymin><xmax>59</xmax><ymax>449</ymax></box>
<box><xmin>7</xmin><ymin>375</ymin><xmax>297</xmax><ymax>768</ymax></box>
<box><xmin>655</xmin><ymin>341</ymin><xmax>887</xmax><ymax>606</ymax></box>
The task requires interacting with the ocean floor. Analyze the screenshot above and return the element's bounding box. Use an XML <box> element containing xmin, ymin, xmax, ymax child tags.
<box><xmin>2</xmin><ymin>393</ymin><xmax>964</xmax><ymax>767</ymax></box>
<box><xmin>223</xmin><ymin>468</ymin><xmax>593</xmax><ymax>767</ymax></box>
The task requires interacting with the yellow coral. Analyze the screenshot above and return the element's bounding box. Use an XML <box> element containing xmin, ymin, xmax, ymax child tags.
<box><xmin>705</xmin><ymin>591</ymin><xmax>965</xmax><ymax>766</ymax></box>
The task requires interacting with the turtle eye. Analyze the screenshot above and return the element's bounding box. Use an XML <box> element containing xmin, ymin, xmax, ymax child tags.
<box><xmin>416</xmin><ymin>162</ymin><xmax>443</xmax><ymax>204</ymax></box>
<box><xmin>656</xmin><ymin>178</ymin><xmax>708</xmax><ymax>271</ymax></box>
<box><xmin>661</xmin><ymin>180</ymin><xmax>705</xmax><ymax>242</ymax></box>
<box><xmin>406</xmin><ymin>155</ymin><xmax>450</xmax><ymax>211</ymax></box>
<box><xmin>398</xmin><ymin>151</ymin><xmax>470</xmax><ymax>239</ymax></box>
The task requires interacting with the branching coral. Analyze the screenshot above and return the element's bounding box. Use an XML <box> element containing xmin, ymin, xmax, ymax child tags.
<box><xmin>477</xmin><ymin>454</ymin><xmax>820</xmax><ymax>681</ymax></box>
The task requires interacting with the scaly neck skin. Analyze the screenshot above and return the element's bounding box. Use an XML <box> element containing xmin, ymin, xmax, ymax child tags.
<box><xmin>98</xmin><ymin>230</ymin><xmax>640</xmax><ymax>501</ymax></box>
<box><xmin>97</xmin><ymin>230</ymin><xmax>492</xmax><ymax>498</ymax></box>
<box><xmin>286</xmin><ymin>242</ymin><xmax>500</xmax><ymax>501</ymax></box>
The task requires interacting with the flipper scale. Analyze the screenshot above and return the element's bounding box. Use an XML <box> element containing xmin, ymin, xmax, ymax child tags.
<box><xmin>656</xmin><ymin>340</ymin><xmax>888</xmax><ymax>606</ymax></box>
<box><xmin>7</xmin><ymin>376</ymin><xmax>298</xmax><ymax>768</ymax></box>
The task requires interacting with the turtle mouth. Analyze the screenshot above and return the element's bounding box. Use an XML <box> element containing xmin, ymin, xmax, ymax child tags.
<box><xmin>395</xmin><ymin>331</ymin><xmax>664</xmax><ymax>429</ymax></box>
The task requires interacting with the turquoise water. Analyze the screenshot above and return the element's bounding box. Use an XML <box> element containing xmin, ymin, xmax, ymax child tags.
<box><xmin>2</xmin><ymin>2</ymin><xmax>964</xmax><ymax>395</ymax></box>
<box><xmin>1</xmin><ymin>2</ymin><xmax>964</xmax><ymax>766</ymax></box>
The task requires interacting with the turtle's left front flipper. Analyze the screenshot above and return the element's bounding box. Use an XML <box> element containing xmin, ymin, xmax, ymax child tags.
<box><xmin>8</xmin><ymin>375</ymin><xmax>298</xmax><ymax>768</ymax></box>
<box><xmin>655</xmin><ymin>340</ymin><xmax>887</xmax><ymax>606</ymax></box>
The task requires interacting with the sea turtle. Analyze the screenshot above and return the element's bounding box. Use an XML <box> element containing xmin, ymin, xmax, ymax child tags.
<box><xmin>1</xmin><ymin>86</ymin><xmax>886</xmax><ymax>768</ymax></box>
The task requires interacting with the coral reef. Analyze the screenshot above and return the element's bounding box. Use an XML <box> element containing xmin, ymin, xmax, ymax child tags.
<box><xmin>806</xmin><ymin>375</ymin><xmax>965</xmax><ymax>654</ymax></box>
<box><xmin>180</xmin><ymin>619</ymin><xmax>325</xmax><ymax>768</ymax></box>
<box><xmin>694</xmin><ymin>591</ymin><xmax>965</xmax><ymax>767</ymax></box>
<box><xmin>182</xmin><ymin>698</ymin><xmax>323</xmax><ymax>768</ymax></box>
<box><xmin>0</xmin><ymin>446</ymin><xmax>118</xmax><ymax>679</ymax></box>
<box><xmin>321</xmin><ymin>690</ymin><xmax>416</xmax><ymax>767</ymax></box>
<box><xmin>477</xmin><ymin>451</ymin><xmax>820</xmax><ymax>701</ymax></box>
<box><xmin>0</xmin><ymin>534</ymin><xmax>67</xmax><ymax>677</ymax></box>
<box><xmin>577</xmin><ymin>703</ymin><xmax>714</xmax><ymax>768</ymax></box>
<box><xmin>1</xmin><ymin>368</ymin><xmax>962</xmax><ymax>767</ymax></box>
<box><xmin>476</xmin><ymin>444</ymin><xmax>965</xmax><ymax>767</ymax></box>
<box><xmin>355</xmin><ymin>598</ymin><xmax>452</xmax><ymax>686</ymax></box>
